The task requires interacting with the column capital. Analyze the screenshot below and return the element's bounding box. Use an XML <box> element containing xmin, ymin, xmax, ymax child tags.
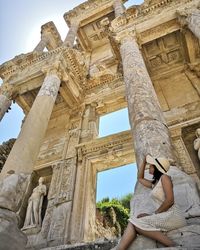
<box><xmin>110</xmin><ymin>15</ymin><xmax>127</xmax><ymax>33</ymax></box>
<box><xmin>115</xmin><ymin>29</ymin><xmax>137</xmax><ymax>45</ymax></box>
<box><xmin>42</xmin><ymin>61</ymin><xmax>63</xmax><ymax>79</ymax></box>
<box><xmin>176</xmin><ymin>7</ymin><xmax>200</xmax><ymax>26</ymax></box>
<box><xmin>69</xmin><ymin>18</ymin><xmax>80</xmax><ymax>28</ymax></box>
<box><xmin>176</xmin><ymin>9</ymin><xmax>190</xmax><ymax>28</ymax></box>
<box><xmin>0</xmin><ymin>83</ymin><xmax>13</xmax><ymax>99</ymax></box>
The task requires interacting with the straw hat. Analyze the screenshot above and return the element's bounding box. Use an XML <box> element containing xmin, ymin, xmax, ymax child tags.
<box><xmin>146</xmin><ymin>155</ymin><xmax>170</xmax><ymax>174</ymax></box>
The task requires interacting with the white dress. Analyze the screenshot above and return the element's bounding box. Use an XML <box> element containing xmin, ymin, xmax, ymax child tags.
<box><xmin>129</xmin><ymin>178</ymin><xmax>187</xmax><ymax>231</ymax></box>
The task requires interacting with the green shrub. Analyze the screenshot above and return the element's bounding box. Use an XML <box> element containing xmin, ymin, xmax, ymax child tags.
<box><xmin>96</xmin><ymin>193</ymin><xmax>133</xmax><ymax>233</ymax></box>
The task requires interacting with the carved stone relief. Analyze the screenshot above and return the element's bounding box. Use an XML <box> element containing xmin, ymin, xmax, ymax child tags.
<box><xmin>48</xmin><ymin>158</ymin><xmax>76</xmax><ymax>204</ymax></box>
<box><xmin>142</xmin><ymin>31</ymin><xmax>185</xmax><ymax>75</ymax></box>
<box><xmin>194</xmin><ymin>128</ymin><xmax>200</xmax><ymax>160</ymax></box>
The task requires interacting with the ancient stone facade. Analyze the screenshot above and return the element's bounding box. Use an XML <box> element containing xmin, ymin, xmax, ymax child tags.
<box><xmin>0</xmin><ymin>0</ymin><xmax>200</xmax><ymax>249</ymax></box>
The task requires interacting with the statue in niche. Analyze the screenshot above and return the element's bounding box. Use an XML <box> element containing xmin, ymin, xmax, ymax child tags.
<box><xmin>23</xmin><ymin>177</ymin><xmax>47</xmax><ymax>229</ymax></box>
<box><xmin>194</xmin><ymin>128</ymin><xmax>200</xmax><ymax>160</ymax></box>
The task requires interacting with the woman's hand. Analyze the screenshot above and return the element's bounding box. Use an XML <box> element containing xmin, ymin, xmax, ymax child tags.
<box><xmin>137</xmin><ymin>213</ymin><xmax>150</xmax><ymax>218</ymax></box>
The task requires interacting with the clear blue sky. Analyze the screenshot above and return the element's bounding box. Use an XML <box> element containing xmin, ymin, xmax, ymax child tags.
<box><xmin>0</xmin><ymin>0</ymin><xmax>143</xmax><ymax>201</ymax></box>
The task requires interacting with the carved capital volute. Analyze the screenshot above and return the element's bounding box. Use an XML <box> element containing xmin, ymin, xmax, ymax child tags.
<box><xmin>115</xmin><ymin>29</ymin><xmax>137</xmax><ymax>45</ymax></box>
<box><xmin>176</xmin><ymin>9</ymin><xmax>189</xmax><ymax>28</ymax></box>
<box><xmin>42</xmin><ymin>61</ymin><xmax>63</xmax><ymax>79</ymax></box>
<box><xmin>0</xmin><ymin>83</ymin><xmax>14</xmax><ymax>99</ymax></box>
<box><xmin>68</xmin><ymin>18</ymin><xmax>80</xmax><ymax>30</ymax></box>
<box><xmin>110</xmin><ymin>15</ymin><xmax>127</xmax><ymax>33</ymax></box>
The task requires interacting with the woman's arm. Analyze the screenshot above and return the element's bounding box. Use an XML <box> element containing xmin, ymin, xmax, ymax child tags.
<box><xmin>154</xmin><ymin>175</ymin><xmax>174</xmax><ymax>214</ymax></box>
<box><xmin>138</xmin><ymin>157</ymin><xmax>152</xmax><ymax>188</ymax></box>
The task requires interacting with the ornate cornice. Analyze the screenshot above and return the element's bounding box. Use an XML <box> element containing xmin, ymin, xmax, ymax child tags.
<box><xmin>64</xmin><ymin>0</ymin><xmax>114</xmax><ymax>26</ymax></box>
<box><xmin>0</xmin><ymin>47</ymin><xmax>87</xmax><ymax>86</ymax></box>
<box><xmin>76</xmin><ymin>130</ymin><xmax>133</xmax><ymax>158</ymax></box>
<box><xmin>0</xmin><ymin>48</ymin><xmax>64</xmax><ymax>79</ymax></box>
<box><xmin>85</xmin><ymin>73</ymin><xmax>122</xmax><ymax>91</ymax></box>
<box><xmin>111</xmin><ymin>0</ymin><xmax>195</xmax><ymax>33</ymax></box>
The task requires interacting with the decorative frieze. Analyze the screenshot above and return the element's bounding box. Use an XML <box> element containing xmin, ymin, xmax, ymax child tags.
<box><xmin>171</xmin><ymin>127</ymin><xmax>196</xmax><ymax>174</ymax></box>
<box><xmin>139</xmin><ymin>19</ymin><xmax>180</xmax><ymax>44</ymax></box>
<box><xmin>48</xmin><ymin>159</ymin><xmax>76</xmax><ymax>204</ymax></box>
<box><xmin>77</xmin><ymin>130</ymin><xmax>133</xmax><ymax>157</ymax></box>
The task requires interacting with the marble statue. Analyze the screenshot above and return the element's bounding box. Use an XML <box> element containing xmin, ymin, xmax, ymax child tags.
<box><xmin>194</xmin><ymin>128</ymin><xmax>200</xmax><ymax>160</ymax></box>
<box><xmin>23</xmin><ymin>177</ymin><xmax>47</xmax><ymax>228</ymax></box>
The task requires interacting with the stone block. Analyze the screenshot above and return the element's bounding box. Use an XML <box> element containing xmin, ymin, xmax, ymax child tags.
<box><xmin>157</xmin><ymin>225</ymin><xmax>200</xmax><ymax>249</ymax></box>
<box><xmin>0</xmin><ymin>208</ymin><xmax>27</xmax><ymax>250</ymax></box>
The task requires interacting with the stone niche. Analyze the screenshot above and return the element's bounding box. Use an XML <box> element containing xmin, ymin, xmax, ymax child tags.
<box><xmin>182</xmin><ymin>122</ymin><xmax>200</xmax><ymax>178</ymax></box>
<box><xmin>20</xmin><ymin>169</ymin><xmax>52</xmax><ymax>235</ymax></box>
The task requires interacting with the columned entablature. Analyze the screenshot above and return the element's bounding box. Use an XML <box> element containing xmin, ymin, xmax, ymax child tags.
<box><xmin>0</xmin><ymin>47</ymin><xmax>87</xmax><ymax>113</ymax></box>
<box><xmin>0</xmin><ymin>0</ymin><xmax>200</xmax><ymax>248</ymax></box>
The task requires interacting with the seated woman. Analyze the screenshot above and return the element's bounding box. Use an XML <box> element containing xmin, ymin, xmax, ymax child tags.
<box><xmin>116</xmin><ymin>155</ymin><xmax>186</xmax><ymax>250</ymax></box>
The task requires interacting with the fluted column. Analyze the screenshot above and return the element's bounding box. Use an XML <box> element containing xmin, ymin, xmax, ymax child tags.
<box><xmin>64</xmin><ymin>21</ymin><xmax>79</xmax><ymax>48</ymax></box>
<box><xmin>113</xmin><ymin>0</ymin><xmax>125</xmax><ymax>17</ymax></box>
<box><xmin>0</xmin><ymin>84</ymin><xmax>12</xmax><ymax>121</ymax></box>
<box><xmin>0</xmin><ymin>66</ymin><xmax>61</xmax><ymax>179</ymax></box>
<box><xmin>34</xmin><ymin>34</ymin><xmax>49</xmax><ymax>52</ymax></box>
<box><xmin>118</xmin><ymin>31</ymin><xmax>176</xmax><ymax>165</ymax></box>
<box><xmin>177</xmin><ymin>8</ymin><xmax>200</xmax><ymax>40</ymax></box>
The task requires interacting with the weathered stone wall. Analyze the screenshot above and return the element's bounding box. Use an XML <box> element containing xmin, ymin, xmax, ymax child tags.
<box><xmin>0</xmin><ymin>0</ymin><xmax>200</xmax><ymax>249</ymax></box>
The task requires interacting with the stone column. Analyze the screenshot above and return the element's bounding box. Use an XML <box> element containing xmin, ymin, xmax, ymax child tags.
<box><xmin>34</xmin><ymin>35</ymin><xmax>49</xmax><ymax>52</ymax></box>
<box><xmin>117</xmin><ymin>29</ymin><xmax>200</xmax><ymax>250</ymax></box>
<box><xmin>0</xmin><ymin>66</ymin><xmax>61</xmax><ymax>179</ymax></box>
<box><xmin>0</xmin><ymin>84</ymin><xmax>12</xmax><ymax>121</ymax></box>
<box><xmin>118</xmin><ymin>31</ymin><xmax>175</xmax><ymax>165</ymax></box>
<box><xmin>80</xmin><ymin>103</ymin><xmax>98</xmax><ymax>143</ymax></box>
<box><xmin>177</xmin><ymin>9</ymin><xmax>200</xmax><ymax>40</ymax></box>
<box><xmin>63</xmin><ymin>21</ymin><xmax>79</xmax><ymax>48</ymax></box>
<box><xmin>113</xmin><ymin>0</ymin><xmax>125</xmax><ymax>17</ymax></box>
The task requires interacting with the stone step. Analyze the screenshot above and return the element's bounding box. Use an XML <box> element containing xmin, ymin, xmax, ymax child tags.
<box><xmin>127</xmin><ymin>224</ymin><xmax>200</xmax><ymax>250</ymax></box>
<box><xmin>40</xmin><ymin>225</ymin><xmax>200</xmax><ymax>250</ymax></box>
<box><xmin>41</xmin><ymin>239</ymin><xmax>118</xmax><ymax>250</ymax></box>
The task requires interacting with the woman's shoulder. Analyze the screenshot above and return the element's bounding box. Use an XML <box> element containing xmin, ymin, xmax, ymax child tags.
<box><xmin>160</xmin><ymin>174</ymin><xmax>173</xmax><ymax>187</ymax></box>
<box><xmin>161</xmin><ymin>174</ymin><xmax>171</xmax><ymax>181</ymax></box>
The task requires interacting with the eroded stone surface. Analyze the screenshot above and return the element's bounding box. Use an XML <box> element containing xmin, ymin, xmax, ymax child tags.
<box><xmin>0</xmin><ymin>0</ymin><xmax>200</xmax><ymax>249</ymax></box>
<box><xmin>0</xmin><ymin>208</ymin><xmax>27</xmax><ymax>250</ymax></box>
